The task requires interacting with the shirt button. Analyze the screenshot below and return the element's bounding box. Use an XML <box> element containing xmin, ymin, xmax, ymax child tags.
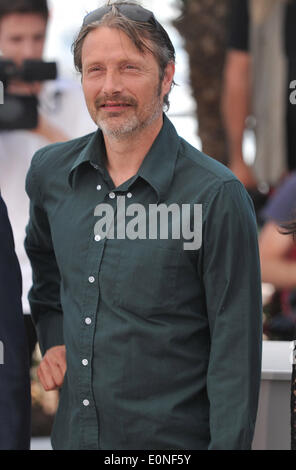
<box><xmin>96</xmin><ymin>185</ymin><xmax>102</xmax><ymax>191</ymax></box>
<box><xmin>109</xmin><ymin>192</ymin><xmax>116</xmax><ymax>199</ymax></box>
<box><xmin>88</xmin><ymin>276</ymin><xmax>95</xmax><ymax>284</ymax></box>
<box><xmin>94</xmin><ymin>235</ymin><xmax>101</xmax><ymax>242</ymax></box>
<box><xmin>85</xmin><ymin>317</ymin><xmax>92</xmax><ymax>325</ymax></box>
<box><xmin>83</xmin><ymin>399</ymin><xmax>90</xmax><ymax>407</ymax></box>
<box><xmin>127</xmin><ymin>192</ymin><xmax>132</xmax><ymax>199</ymax></box>
<box><xmin>82</xmin><ymin>359</ymin><xmax>89</xmax><ymax>366</ymax></box>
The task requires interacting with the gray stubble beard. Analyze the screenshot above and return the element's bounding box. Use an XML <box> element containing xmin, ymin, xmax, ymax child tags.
<box><xmin>95</xmin><ymin>85</ymin><xmax>163</xmax><ymax>141</ymax></box>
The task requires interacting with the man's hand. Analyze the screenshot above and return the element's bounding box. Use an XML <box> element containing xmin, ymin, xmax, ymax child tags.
<box><xmin>37</xmin><ymin>345</ymin><xmax>66</xmax><ymax>391</ymax></box>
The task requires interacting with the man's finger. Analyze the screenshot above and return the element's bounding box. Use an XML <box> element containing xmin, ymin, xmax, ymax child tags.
<box><xmin>43</xmin><ymin>357</ymin><xmax>65</xmax><ymax>387</ymax></box>
<box><xmin>37</xmin><ymin>363</ymin><xmax>57</xmax><ymax>391</ymax></box>
<box><xmin>57</xmin><ymin>358</ymin><xmax>67</xmax><ymax>379</ymax></box>
<box><xmin>47</xmin><ymin>346</ymin><xmax>67</xmax><ymax>378</ymax></box>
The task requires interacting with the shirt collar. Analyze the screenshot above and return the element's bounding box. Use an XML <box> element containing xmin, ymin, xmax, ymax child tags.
<box><xmin>68</xmin><ymin>114</ymin><xmax>180</xmax><ymax>202</ymax></box>
<box><xmin>137</xmin><ymin>114</ymin><xmax>180</xmax><ymax>202</ymax></box>
<box><xmin>68</xmin><ymin>130</ymin><xmax>106</xmax><ymax>187</ymax></box>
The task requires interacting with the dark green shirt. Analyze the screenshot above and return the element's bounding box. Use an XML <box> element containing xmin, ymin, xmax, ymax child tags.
<box><xmin>25</xmin><ymin>115</ymin><xmax>262</xmax><ymax>450</ymax></box>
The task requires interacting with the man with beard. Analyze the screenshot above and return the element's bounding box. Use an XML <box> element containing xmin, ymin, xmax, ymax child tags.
<box><xmin>25</xmin><ymin>1</ymin><xmax>262</xmax><ymax>450</ymax></box>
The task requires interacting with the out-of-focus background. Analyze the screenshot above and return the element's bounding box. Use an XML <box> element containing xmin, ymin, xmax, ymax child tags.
<box><xmin>5</xmin><ymin>0</ymin><xmax>295</xmax><ymax>450</ymax></box>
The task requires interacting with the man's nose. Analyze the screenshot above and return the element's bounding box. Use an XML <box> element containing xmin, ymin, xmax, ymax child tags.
<box><xmin>102</xmin><ymin>69</ymin><xmax>123</xmax><ymax>95</ymax></box>
<box><xmin>19</xmin><ymin>40</ymin><xmax>40</xmax><ymax>62</ymax></box>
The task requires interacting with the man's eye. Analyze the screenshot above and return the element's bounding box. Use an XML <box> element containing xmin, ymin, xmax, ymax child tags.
<box><xmin>10</xmin><ymin>37</ymin><xmax>22</xmax><ymax>43</ymax></box>
<box><xmin>124</xmin><ymin>65</ymin><xmax>137</xmax><ymax>70</ymax></box>
<box><xmin>89</xmin><ymin>67</ymin><xmax>103</xmax><ymax>73</ymax></box>
<box><xmin>34</xmin><ymin>35</ymin><xmax>46</xmax><ymax>42</ymax></box>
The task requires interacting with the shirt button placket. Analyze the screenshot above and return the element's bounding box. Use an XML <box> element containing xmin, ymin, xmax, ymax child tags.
<box><xmin>80</xmin><ymin>201</ymin><xmax>103</xmax><ymax>447</ymax></box>
<box><xmin>82</xmin><ymin>277</ymin><xmax>96</xmax><ymax>417</ymax></box>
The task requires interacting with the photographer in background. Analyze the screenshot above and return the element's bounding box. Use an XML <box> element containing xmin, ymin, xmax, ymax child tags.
<box><xmin>0</xmin><ymin>0</ymin><xmax>95</xmax><ymax>363</ymax></box>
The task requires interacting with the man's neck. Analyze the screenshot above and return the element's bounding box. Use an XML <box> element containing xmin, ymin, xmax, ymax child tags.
<box><xmin>103</xmin><ymin>116</ymin><xmax>164</xmax><ymax>188</ymax></box>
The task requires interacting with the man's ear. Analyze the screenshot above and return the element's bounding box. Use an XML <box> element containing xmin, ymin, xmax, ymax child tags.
<box><xmin>162</xmin><ymin>61</ymin><xmax>175</xmax><ymax>96</ymax></box>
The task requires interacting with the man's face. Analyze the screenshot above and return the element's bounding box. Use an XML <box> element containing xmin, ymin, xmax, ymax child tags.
<box><xmin>0</xmin><ymin>13</ymin><xmax>47</xmax><ymax>66</ymax></box>
<box><xmin>81</xmin><ymin>26</ymin><xmax>174</xmax><ymax>139</ymax></box>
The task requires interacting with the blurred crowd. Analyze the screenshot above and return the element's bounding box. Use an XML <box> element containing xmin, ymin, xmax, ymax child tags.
<box><xmin>176</xmin><ymin>0</ymin><xmax>296</xmax><ymax>341</ymax></box>
<box><xmin>225</xmin><ymin>0</ymin><xmax>296</xmax><ymax>341</ymax></box>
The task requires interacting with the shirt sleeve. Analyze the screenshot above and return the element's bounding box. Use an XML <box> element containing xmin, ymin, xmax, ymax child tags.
<box><xmin>228</xmin><ymin>0</ymin><xmax>249</xmax><ymax>51</ymax></box>
<box><xmin>0</xmin><ymin>195</ymin><xmax>31</xmax><ymax>449</ymax></box>
<box><xmin>24</xmin><ymin>152</ymin><xmax>64</xmax><ymax>356</ymax></box>
<box><xmin>260</xmin><ymin>172</ymin><xmax>296</xmax><ymax>225</ymax></box>
<box><xmin>202</xmin><ymin>179</ymin><xmax>262</xmax><ymax>449</ymax></box>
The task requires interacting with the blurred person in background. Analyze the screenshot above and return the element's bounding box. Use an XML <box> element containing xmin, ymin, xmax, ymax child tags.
<box><xmin>0</xmin><ymin>193</ymin><xmax>31</xmax><ymax>450</ymax></box>
<box><xmin>265</xmin><ymin>210</ymin><xmax>296</xmax><ymax>449</ymax></box>
<box><xmin>223</xmin><ymin>0</ymin><xmax>296</xmax><ymax>196</ymax></box>
<box><xmin>0</xmin><ymin>0</ymin><xmax>95</xmax><ymax>364</ymax></box>
<box><xmin>259</xmin><ymin>172</ymin><xmax>296</xmax><ymax>340</ymax></box>
<box><xmin>25</xmin><ymin>1</ymin><xmax>262</xmax><ymax>450</ymax></box>
<box><xmin>173</xmin><ymin>0</ymin><xmax>230</xmax><ymax>166</ymax></box>
<box><xmin>224</xmin><ymin>0</ymin><xmax>296</xmax><ymax>340</ymax></box>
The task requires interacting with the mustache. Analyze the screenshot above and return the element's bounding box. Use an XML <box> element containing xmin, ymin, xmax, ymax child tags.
<box><xmin>95</xmin><ymin>95</ymin><xmax>137</xmax><ymax>108</ymax></box>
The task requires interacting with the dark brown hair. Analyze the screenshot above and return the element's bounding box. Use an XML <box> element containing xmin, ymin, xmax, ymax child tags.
<box><xmin>72</xmin><ymin>1</ymin><xmax>176</xmax><ymax>110</ymax></box>
<box><xmin>0</xmin><ymin>0</ymin><xmax>49</xmax><ymax>22</ymax></box>
<box><xmin>280</xmin><ymin>220</ymin><xmax>296</xmax><ymax>239</ymax></box>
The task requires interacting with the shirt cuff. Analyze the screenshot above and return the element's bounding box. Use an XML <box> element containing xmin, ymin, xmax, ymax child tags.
<box><xmin>35</xmin><ymin>312</ymin><xmax>64</xmax><ymax>356</ymax></box>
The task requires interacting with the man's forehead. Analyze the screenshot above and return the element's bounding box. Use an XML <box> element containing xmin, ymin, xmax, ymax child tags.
<box><xmin>0</xmin><ymin>12</ymin><xmax>47</xmax><ymax>32</ymax></box>
<box><xmin>1</xmin><ymin>12</ymin><xmax>47</xmax><ymax>24</ymax></box>
<box><xmin>81</xmin><ymin>26</ymin><xmax>152</xmax><ymax>63</ymax></box>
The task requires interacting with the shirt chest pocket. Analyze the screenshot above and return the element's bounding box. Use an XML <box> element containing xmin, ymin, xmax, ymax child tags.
<box><xmin>113</xmin><ymin>240</ymin><xmax>180</xmax><ymax>316</ymax></box>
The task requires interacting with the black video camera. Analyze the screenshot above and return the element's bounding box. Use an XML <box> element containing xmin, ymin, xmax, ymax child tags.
<box><xmin>0</xmin><ymin>59</ymin><xmax>57</xmax><ymax>130</ymax></box>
